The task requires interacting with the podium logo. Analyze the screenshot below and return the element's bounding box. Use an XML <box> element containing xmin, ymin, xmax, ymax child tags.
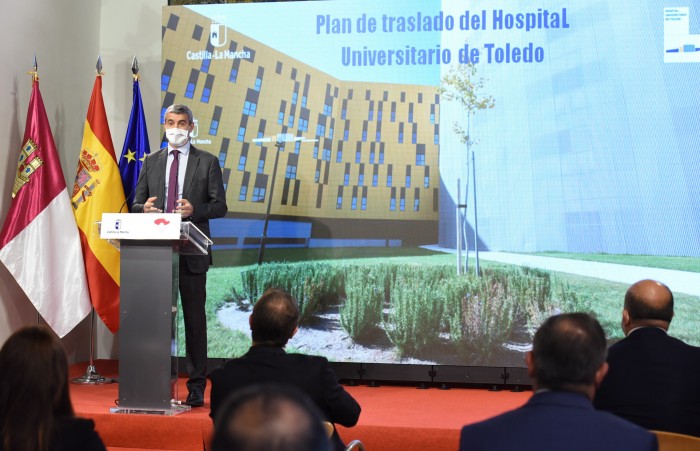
<box><xmin>114</xmin><ymin>219</ymin><xmax>122</xmax><ymax>230</ymax></box>
<box><xmin>154</xmin><ymin>218</ymin><xmax>171</xmax><ymax>226</ymax></box>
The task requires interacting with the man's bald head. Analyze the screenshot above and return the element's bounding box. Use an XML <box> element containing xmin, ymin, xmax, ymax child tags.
<box><xmin>250</xmin><ymin>289</ymin><xmax>300</xmax><ymax>347</ymax></box>
<box><xmin>211</xmin><ymin>384</ymin><xmax>330</xmax><ymax>451</ymax></box>
<box><xmin>623</xmin><ymin>279</ymin><xmax>674</xmax><ymax>331</ymax></box>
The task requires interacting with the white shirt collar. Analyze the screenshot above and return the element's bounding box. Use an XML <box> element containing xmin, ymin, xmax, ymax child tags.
<box><xmin>168</xmin><ymin>141</ymin><xmax>191</xmax><ymax>156</ymax></box>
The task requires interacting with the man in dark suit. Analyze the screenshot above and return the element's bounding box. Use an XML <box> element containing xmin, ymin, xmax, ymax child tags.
<box><xmin>132</xmin><ymin>104</ymin><xmax>227</xmax><ymax>407</ymax></box>
<box><xmin>209</xmin><ymin>288</ymin><xmax>361</xmax><ymax>451</ymax></box>
<box><xmin>459</xmin><ymin>313</ymin><xmax>656</xmax><ymax>451</ymax></box>
<box><xmin>594</xmin><ymin>279</ymin><xmax>700</xmax><ymax>437</ymax></box>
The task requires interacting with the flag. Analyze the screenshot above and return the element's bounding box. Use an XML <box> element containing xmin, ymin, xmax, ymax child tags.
<box><xmin>118</xmin><ymin>72</ymin><xmax>150</xmax><ymax>209</ymax></box>
<box><xmin>0</xmin><ymin>72</ymin><xmax>91</xmax><ymax>337</ymax></box>
<box><xmin>71</xmin><ymin>71</ymin><xmax>125</xmax><ymax>333</ymax></box>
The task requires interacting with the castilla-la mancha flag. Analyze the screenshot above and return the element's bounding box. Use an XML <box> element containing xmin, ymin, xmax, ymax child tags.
<box><xmin>71</xmin><ymin>73</ymin><xmax>125</xmax><ymax>333</ymax></box>
<box><xmin>0</xmin><ymin>75</ymin><xmax>91</xmax><ymax>338</ymax></box>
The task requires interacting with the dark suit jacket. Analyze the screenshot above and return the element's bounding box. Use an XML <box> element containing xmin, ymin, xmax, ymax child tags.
<box><xmin>594</xmin><ymin>327</ymin><xmax>700</xmax><ymax>437</ymax></box>
<box><xmin>459</xmin><ymin>391</ymin><xmax>656</xmax><ymax>451</ymax></box>
<box><xmin>209</xmin><ymin>346</ymin><xmax>361</xmax><ymax>449</ymax></box>
<box><xmin>132</xmin><ymin>145</ymin><xmax>227</xmax><ymax>273</ymax></box>
<box><xmin>49</xmin><ymin>416</ymin><xmax>106</xmax><ymax>451</ymax></box>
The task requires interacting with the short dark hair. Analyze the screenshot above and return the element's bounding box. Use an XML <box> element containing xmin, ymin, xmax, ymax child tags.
<box><xmin>532</xmin><ymin>313</ymin><xmax>607</xmax><ymax>391</ymax></box>
<box><xmin>624</xmin><ymin>281</ymin><xmax>674</xmax><ymax>323</ymax></box>
<box><xmin>250</xmin><ymin>288</ymin><xmax>300</xmax><ymax>347</ymax></box>
<box><xmin>165</xmin><ymin>104</ymin><xmax>193</xmax><ymax>124</ymax></box>
<box><xmin>211</xmin><ymin>383</ymin><xmax>330</xmax><ymax>451</ymax></box>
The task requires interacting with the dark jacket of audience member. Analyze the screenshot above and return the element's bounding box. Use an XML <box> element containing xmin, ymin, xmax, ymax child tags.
<box><xmin>459</xmin><ymin>313</ymin><xmax>657</xmax><ymax>451</ymax></box>
<box><xmin>211</xmin><ymin>383</ymin><xmax>331</xmax><ymax>451</ymax></box>
<box><xmin>0</xmin><ymin>326</ymin><xmax>106</xmax><ymax>451</ymax></box>
<box><xmin>594</xmin><ymin>279</ymin><xmax>700</xmax><ymax>437</ymax></box>
<box><xmin>210</xmin><ymin>289</ymin><xmax>360</xmax><ymax>451</ymax></box>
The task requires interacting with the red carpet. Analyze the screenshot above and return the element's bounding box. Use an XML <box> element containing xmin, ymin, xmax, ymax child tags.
<box><xmin>70</xmin><ymin>361</ymin><xmax>531</xmax><ymax>451</ymax></box>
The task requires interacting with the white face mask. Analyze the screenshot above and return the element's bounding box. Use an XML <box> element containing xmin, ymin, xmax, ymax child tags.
<box><xmin>165</xmin><ymin>128</ymin><xmax>189</xmax><ymax>147</ymax></box>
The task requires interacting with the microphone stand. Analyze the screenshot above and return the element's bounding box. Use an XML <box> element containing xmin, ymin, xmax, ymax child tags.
<box><xmin>71</xmin><ymin>308</ymin><xmax>114</xmax><ymax>385</ymax></box>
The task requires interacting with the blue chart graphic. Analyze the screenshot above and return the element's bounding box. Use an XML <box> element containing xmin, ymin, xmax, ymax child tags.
<box><xmin>666</xmin><ymin>45</ymin><xmax>700</xmax><ymax>52</ymax></box>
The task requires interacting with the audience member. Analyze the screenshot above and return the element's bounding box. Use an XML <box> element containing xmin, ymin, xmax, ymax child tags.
<box><xmin>210</xmin><ymin>288</ymin><xmax>360</xmax><ymax>450</ymax></box>
<box><xmin>0</xmin><ymin>326</ymin><xmax>106</xmax><ymax>451</ymax></box>
<box><xmin>594</xmin><ymin>279</ymin><xmax>700</xmax><ymax>437</ymax></box>
<box><xmin>459</xmin><ymin>313</ymin><xmax>656</xmax><ymax>451</ymax></box>
<box><xmin>211</xmin><ymin>383</ymin><xmax>330</xmax><ymax>451</ymax></box>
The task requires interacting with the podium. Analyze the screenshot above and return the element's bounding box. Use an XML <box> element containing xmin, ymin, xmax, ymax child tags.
<box><xmin>99</xmin><ymin>213</ymin><xmax>212</xmax><ymax>415</ymax></box>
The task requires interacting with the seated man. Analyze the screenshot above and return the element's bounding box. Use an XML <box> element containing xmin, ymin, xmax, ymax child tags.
<box><xmin>594</xmin><ymin>279</ymin><xmax>700</xmax><ymax>437</ymax></box>
<box><xmin>210</xmin><ymin>383</ymin><xmax>330</xmax><ymax>451</ymax></box>
<box><xmin>210</xmin><ymin>288</ymin><xmax>361</xmax><ymax>451</ymax></box>
<box><xmin>459</xmin><ymin>313</ymin><xmax>656</xmax><ymax>451</ymax></box>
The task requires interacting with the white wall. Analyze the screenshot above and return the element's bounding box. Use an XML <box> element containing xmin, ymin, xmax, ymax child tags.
<box><xmin>0</xmin><ymin>0</ymin><xmax>165</xmax><ymax>360</ymax></box>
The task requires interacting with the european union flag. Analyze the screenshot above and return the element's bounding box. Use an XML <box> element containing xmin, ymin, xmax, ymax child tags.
<box><xmin>119</xmin><ymin>75</ymin><xmax>150</xmax><ymax>210</ymax></box>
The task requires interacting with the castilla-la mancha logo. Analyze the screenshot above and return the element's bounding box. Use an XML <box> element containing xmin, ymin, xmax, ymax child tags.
<box><xmin>210</xmin><ymin>22</ymin><xmax>227</xmax><ymax>48</ymax></box>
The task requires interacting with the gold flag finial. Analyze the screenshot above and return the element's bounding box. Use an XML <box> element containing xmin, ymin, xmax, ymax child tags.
<box><xmin>28</xmin><ymin>54</ymin><xmax>39</xmax><ymax>82</ymax></box>
<box><xmin>96</xmin><ymin>54</ymin><xmax>104</xmax><ymax>77</ymax></box>
<box><xmin>131</xmin><ymin>56</ymin><xmax>140</xmax><ymax>81</ymax></box>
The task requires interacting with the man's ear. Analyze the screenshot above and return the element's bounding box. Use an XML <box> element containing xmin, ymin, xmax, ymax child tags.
<box><xmin>249</xmin><ymin>314</ymin><xmax>253</xmax><ymax>330</ymax></box>
<box><xmin>594</xmin><ymin>362</ymin><xmax>609</xmax><ymax>389</ymax></box>
<box><xmin>621</xmin><ymin>309</ymin><xmax>631</xmax><ymax>335</ymax></box>
<box><xmin>525</xmin><ymin>351</ymin><xmax>536</xmax><ymax>380</ymax></box>
<box><xmin>290</xmin><ymin>326</ymin><xmax>298</xmax><ymax>339</ymax></box>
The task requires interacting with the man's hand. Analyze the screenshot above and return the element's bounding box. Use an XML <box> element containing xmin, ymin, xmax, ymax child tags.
<box><xmin>144</xmin><ymin>196</ymin><xmax>162</xmax><ymax>213</ymax></box>
<box><xmin>175</xmin><ymin>199</ymin><xmax>194</xmax><ymax>218</ymax></box>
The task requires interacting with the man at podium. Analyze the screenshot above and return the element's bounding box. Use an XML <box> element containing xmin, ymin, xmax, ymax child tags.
<box><xmin>132</xmin><ymin>104</ymin><xmax>227</xmax><ymax>407</ymax></box>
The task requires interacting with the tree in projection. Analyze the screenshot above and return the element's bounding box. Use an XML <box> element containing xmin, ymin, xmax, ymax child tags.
<box><xmin>439</xmin><ymin>63</ymin><xmax>495</xmax><ymax>275</ymax></box>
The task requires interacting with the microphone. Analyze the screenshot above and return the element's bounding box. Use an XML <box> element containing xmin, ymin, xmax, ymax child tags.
<box><xmin>118</xmin><ymin>165</ymin><xmax>149</xmax><ymax>213</ymax></box>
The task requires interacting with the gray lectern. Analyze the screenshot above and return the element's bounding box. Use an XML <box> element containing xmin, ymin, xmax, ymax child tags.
<box><xmin>100</xmin><ymin>214</ymin><xmax>211</xmax><ymax>416</ymax></box>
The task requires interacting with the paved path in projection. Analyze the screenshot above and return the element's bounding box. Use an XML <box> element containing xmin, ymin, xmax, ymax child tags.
<box><xmin>422</xmin><ymin>247</ymin><xmax>700</xmax><ymax>297</ymax></box>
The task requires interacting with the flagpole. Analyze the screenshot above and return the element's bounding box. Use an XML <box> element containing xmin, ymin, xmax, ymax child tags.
<box><xmin>71</xmin><ymin>309</ymin><xmax>114</xmax><ymax>384</ymax></box>
<box><xmin>32</xmin><ymin>56</ymin><xmax>42</xmax><ymax>331</ymax></box>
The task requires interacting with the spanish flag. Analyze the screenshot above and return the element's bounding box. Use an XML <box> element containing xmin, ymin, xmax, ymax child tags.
<box><xmin>0</xmin><ymin>67</ymin><xmax>91</xmax><ymax>338</ymax></box>
<box><xmin>71</xmin><ymin>66</ymin><xmax>125</xmax><ymax>333</ymax></box>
